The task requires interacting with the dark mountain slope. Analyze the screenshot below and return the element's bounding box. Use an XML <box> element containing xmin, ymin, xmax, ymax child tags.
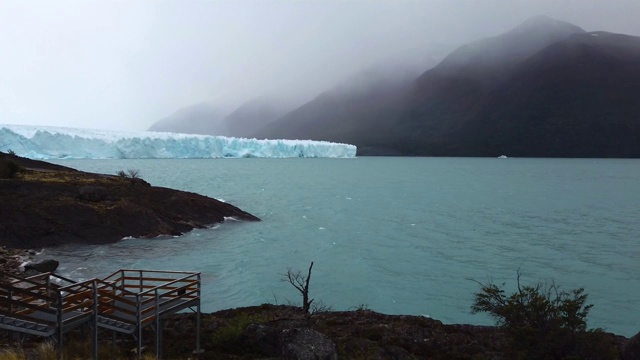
<box><xmin>258</xmin><ymin>72</ymin><xmax>414</xmax><ymax>152</ymax></box>
<box><xmin>259</xmin><ymin>16</ymin><xmax>600</xmax><ymax>156</ymax></box>
<box><xmin>392</xmin><ymin>16</ymin><xmax>586</xmax><ymax>155</ymax></box>
<box><xmin>453</xmin><ymin>32</ymin><xmax>640</xmax><ymax>157</ymax></box>
<box><xmin>253</xmin><ymin>62</ymin><xmax>441</xmax><ymax>155</ymax></box>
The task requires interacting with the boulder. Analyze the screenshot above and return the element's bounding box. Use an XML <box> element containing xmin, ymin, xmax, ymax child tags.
<box><xmin>24</xmin><ymin>259</ymin><xmax>59</xmax><ymax>273</ymax></box>
<box><xmin>240</xmin><ymin>319</ymin><xmax>337</xmax><ymax>360</ymax></box>
<box><xmin>281</xmin><ymin>328</ymin><xmax>337</xmax><ymax>360</ymax></box>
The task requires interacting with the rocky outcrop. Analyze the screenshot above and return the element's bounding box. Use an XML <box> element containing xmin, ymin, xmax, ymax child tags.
<box><xmin>281</xmin><ymin>327</ymin><xmax>337</xmax><ymax>360</ymax></box>
<box><xmin>0</xmin><ymin>246</ymin><xmax>25</xmax><ymax>278</ymax></box>
<box><xmin>157</xmin><ymin>304</ymin><xmax>632</xmax><ymax>359</ymax></box>
<box><xmin>241</xmin><ymin>320</ymin><xmax>337</xmax><ymax>360</ymax></box>
<box><xmin>0</xmin><ymin>153</ymin><xmax>260</xmax><ymax>249</ymax></box>
<box><xmin>24</xmin><ymin>259</ymin><xmax>59</xmax><ymax>275</ymax></box>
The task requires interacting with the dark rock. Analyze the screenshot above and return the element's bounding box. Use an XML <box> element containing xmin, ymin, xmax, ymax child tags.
<box><xmin>239</xmin><ymin>317</ymin><xmax>337</xmax><ymax>360</ymax></box>
<box><xmin>159</xmin><ymin>305</ymin><xmax>627</xmax><ymax>360</ymax></box>
<box><xmin>622</xmin><ymin>330</ymin><xmax>640</xmax><ymax>360</ymax></box>
<box><xmin>24</xmin><ymin>259</ymin><xmax>59</xmax><ymax>273</ymax></box>
<box><xmin>383</xmin><ymin>345</ymin><xmax>411</xmax><ymax>360</ymax></box>
<box><xmin>1</xmin><ymin>154</ymin><xmax>260</xmax><ymax>249</ymax></box>
<box><xmin>77</xmin><ymin>186</ymin><xmax>108</xmax><ymax>202</ymax></box>
<box><xmin>241</xmin><ymin>319</ymin><xmax>308</xmax><ymax>357</ymax></box>
<box><xmin>281</xmin><ymin>328</ymin><xmax>337</xmax><ymax>360</ymax></box>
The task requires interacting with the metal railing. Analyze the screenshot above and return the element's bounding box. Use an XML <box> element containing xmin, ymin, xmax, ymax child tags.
<box><xmin>0</xmin><ymin>269</ymin><xmax>201</xmax><ymax>360</ymax></box>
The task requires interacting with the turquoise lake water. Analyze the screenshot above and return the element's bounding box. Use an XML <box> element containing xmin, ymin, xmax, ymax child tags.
<box><xmin>41</xmin><ymin>157</ymin><xmax>640</xmax><ymax>337</ymax></box>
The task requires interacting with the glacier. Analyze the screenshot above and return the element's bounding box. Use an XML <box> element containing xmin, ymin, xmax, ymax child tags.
<box><xmin>0</xmin><ymin>125</ymin><xmax>357</xmax><ymax>159</ymax></box>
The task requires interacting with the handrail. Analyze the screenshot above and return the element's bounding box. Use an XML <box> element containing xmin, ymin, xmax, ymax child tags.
<box><xmin>138</xmin><ymin>273</ymin><xmax>199</xmax><ymax>296</ymax></box>
<box><xmin>1</xmin><ymin>268</ymin><xmax>201</xmax><ymax>360</ymax></box>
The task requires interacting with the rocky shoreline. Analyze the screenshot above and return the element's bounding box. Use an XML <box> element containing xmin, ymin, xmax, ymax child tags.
<box><xmin>1</xmin><ymin>249</ymin><xmax>638</xmax><ymax>359</ymax></box>
<box><xmin>0</xmin><ymin>246</ymin><xmax>27</xmax><ymax>278</ymax></box>
<box><xmin>0</xmin><ymin>152</ymin><xmax>260</xmax><ymax>249</ymax></box>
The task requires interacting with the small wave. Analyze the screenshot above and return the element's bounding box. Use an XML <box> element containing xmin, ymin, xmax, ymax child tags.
<box><xmin>19</xmin><ymin>261</ymin><xmax>31</xmax><ymax>272</ymax></box>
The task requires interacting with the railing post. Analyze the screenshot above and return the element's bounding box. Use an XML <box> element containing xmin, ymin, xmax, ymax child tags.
<box><xmin>196</xmin><ymin>273</ymin><xmax>201</xmax><ymax>354</ymax></box>
<box><xmin>136</xmin><ymin>293</ymin><xmax>142</xmax><ymax>360</ymax></box>
<box><xmin>57</xmin><ymin>291</ymin><xmax>63</xmax><ymax>360</ymax></box>
<box><xmin>155</xmin><ymin>289</ymin><xmax>161</xmax><ymax>360</ymax></box>
<box><xmin>92</xmin><ymin>280</ymin><xmax>98</xmax><ymax>360</ymax></box>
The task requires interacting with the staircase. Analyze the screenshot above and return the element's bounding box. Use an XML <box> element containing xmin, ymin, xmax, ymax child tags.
<box><xmin>0</xmin><ymin>269</ymin><xmax>201</xmax><ymax>359</ymax></box>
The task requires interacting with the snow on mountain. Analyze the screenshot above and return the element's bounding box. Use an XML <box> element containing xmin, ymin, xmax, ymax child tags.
<box><xmin>0</xmin><ymin>125</ymin><xmax>356</xmax><ymax>159</ymax></box>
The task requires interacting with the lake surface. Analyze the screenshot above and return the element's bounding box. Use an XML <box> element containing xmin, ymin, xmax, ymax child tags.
<box><xmin>41</xmin><ymin>157</ymin><xmax>640</xmax><ymax>337</ymax></box>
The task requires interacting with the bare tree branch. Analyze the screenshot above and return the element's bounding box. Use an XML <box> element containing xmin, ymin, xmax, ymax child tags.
<box><xmin>281</xmin><ymin>261</ymin><xmax>315</xmax><ymax>313</ymax></box>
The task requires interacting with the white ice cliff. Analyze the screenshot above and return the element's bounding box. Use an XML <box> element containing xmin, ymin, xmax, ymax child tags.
<box><xmin>0</xmin><ymin>125</ymin><xmax>357</xmax><ymax>159</ymax></box>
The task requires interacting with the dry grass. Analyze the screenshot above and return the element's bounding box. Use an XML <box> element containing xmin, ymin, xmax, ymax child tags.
<box><xmin>0</xmin><ymin>340</ymin><xmax>191</xmax><ymax>360</ymax></box>
<box><xmin>0</xmin><ymin>346</ymin><xmax>26</xmax><ymax>360</ymax></box>
<box><xmin>17</xmin><ymin>169</ymin><xmax>119</xmax><ymax>185</ymax></box>
<box><xmin>34</xmin><ymin>342</ymin><xmax>56</xmax><ymax>360</ymax></box>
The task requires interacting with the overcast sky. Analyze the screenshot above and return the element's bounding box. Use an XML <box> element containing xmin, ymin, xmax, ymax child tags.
<box><xmin>1</xmin><ymin>0</ymin><xmax>639</xmax><ymax>131</ymax></box>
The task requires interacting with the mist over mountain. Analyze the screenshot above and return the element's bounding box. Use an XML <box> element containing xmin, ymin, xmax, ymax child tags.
<box><xmin>224</xmin><ymin>99</ymin><xmax>288</xmax><ymax>139</ymax></box>
<box><xmin>151</xmin><ymin>16</ymin><xmax>640</xmax><ymax>157</ymax></box>
<box><xmin>149</xmin><ymin>51</ymin><xmax>447</xmax><ymax>140</ymax></box>
<box><xmin>259</xmin><ymin>16</ymin><xmax>640</xmax><ymax>157</ymax></box>
<box><xmin>251</xmin><ymin>61</ymin><xmax>436</xmax><ymax>151</ymax></box>
<box><xmin>148</xmin><ymin>103</ymin><xmax>230</xmax><ymax>136</ymax></box>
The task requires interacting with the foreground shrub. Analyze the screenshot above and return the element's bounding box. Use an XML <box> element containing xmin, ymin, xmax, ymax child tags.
<box><xmin>211</xmin><ymin>312</ymin><xmax>268</xmax><ymax>353</ymax></box>
<box><xmin>116</xmin><ymin>169</ymin><xmax>141</xmax><ymax>179</ymax></box>
<box><xmin>0</xmin><ymin>159</ymin><xmax>20</xmax><ymax>178</ymax></box>
<box><xmin>471</xmin><ymin>273</ymin><xmax>618</xmax><ymax>359</ymax></box>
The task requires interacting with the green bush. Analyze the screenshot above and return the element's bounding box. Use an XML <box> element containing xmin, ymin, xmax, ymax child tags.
<box><xmin>210</xmin><ymin>313</ymin><xmax>267</xmax><ymax>353</ymax></box>
<box><xmin>471</xmin><ymin>273</ymin><xmax>617</xmax><ymax>359</ymax></box>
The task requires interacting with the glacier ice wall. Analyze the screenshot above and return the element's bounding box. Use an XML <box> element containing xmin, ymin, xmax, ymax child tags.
<box><xmin>0</xmin><ymin>125</ymin><xmax>357</xmax><ymax>159</ymax></box>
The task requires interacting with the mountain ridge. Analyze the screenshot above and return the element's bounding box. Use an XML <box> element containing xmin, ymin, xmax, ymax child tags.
<box><xmin>151</xmin><ymin>16</ymin><xmax>640</xmax><ymax>158</ymax></box>
<box><xmin>262</xmin><ymin>16</ymin><xmax>640</xmax><ymax>157</ymax></box>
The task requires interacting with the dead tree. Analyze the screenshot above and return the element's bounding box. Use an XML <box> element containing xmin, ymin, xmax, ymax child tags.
<box><xmin>282</xmin><ymin>261</ymin><xmax>314</xmax><ymax>313</ymax></box>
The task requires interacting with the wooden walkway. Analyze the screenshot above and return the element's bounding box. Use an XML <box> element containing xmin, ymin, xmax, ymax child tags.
<box><xmin>0</xmin><ymin>269</ymin><xmax>201</xmax><ymax>359</ymax></box>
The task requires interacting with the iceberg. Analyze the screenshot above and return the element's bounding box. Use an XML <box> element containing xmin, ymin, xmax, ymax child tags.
<box><xmin>0</xmin><ymin>125</ymin><xmax>357</xmax><ymax>159</ymax></box>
